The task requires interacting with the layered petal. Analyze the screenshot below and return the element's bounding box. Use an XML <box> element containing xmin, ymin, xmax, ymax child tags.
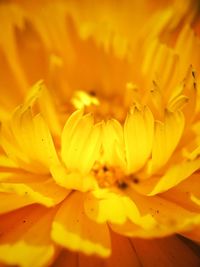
<box><xmin>102</xmin><ymin>119</ymin><xmax>126</xmax><ymax>169</ymax></box>
<box><xmin>0</xmin><ymin>205</ymin><xmax>56</xmax><ymax>267</ymax></box>
<box><xmin>51</xmin><ymin>192</ymin><xmax>111</xmax><ymax>257</ymax></box>
<box><xmin>134</xmin><ymin>158</ymin><xmax>200</xmax><ymax>195</ymax></box>
<box><xmin>124</xmin><ymin>189</ymin><xmax>200</xmax><ymax>237</ymax></box>
<box><xmin>0</xmin><ymin>89</ymin><xmax>59</xmax><ymax>174</ymax></box>
<box><xmin>124</xmin><ymin>106</ymin><xmax>154</xmax><ymax>173</ymax></box>
<box><xmin>61</xmin><ymin>109</ymin><xmax>102</xmax><ymax>174</ymax></box>
<box><xmin>0</xmin><ymin>172</ymin><xmax>68</xmax><ymax>208</ymax></box>
<box><xmin>84</xmin><ymin>189</ymin><xmax>155</xmax><ymax>229</ymax></box>
<box><xmin>150</xmin><ymin>110</ymin><xmax>185</xmax><ymax>173</ymax></box>
<box><xmin>51</xmin><ymin>163</ymin><xmax>97</xmax><ymax>192</ymax></box>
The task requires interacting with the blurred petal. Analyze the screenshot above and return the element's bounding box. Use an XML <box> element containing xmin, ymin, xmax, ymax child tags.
<box><xmin>0</xmin><ymin>174</ymin><xmax>68</xmax><ymax>207</ymax></box>
<box><xmin>131</xmin><ymin>235</ymin><xmax>200</xmax><ymax>267</ymax></box>
<box><xmin>0</xmin><ymin>205</ymin><xmax>56</xmax><ymax>267</ymax></box>
<box><xmin>0</xmin><ymin>84</ymin><xmax>59</xmax><ymax>174</ymax></box>
<box><xmin>0</xmin><ymin>192</ymin><xmax>34</xmax><ymax>214</ymax></box>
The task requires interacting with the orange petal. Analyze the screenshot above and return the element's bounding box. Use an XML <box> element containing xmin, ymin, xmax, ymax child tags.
<box><xmin>0</xmin><ymin>3</ymin><xmax>28</xmax><ymax>93</ymax></box>
<box><xmin>161</xmin><ymin>173</ymin><xmax>200</xmax><ymax>212</ymax></box>
<box><xmin>181</xmin><ymin>226</ymin><xmax>200</xmax><ymax>243</ymax></box>
<box><xmin>131</xmin><ymin>235</ymin><xmax>200</xmax><ymax>267</ymax></box>
<box><xmin>0</xmin><ymin>205</ymin><xmax>56</xmax><ymax>267</ymax></box>
<box><xmin>53</xmin><ymin>232</ymin><xmax>141</xmax><ymax>267</ymax></box>
<box><xmin>0</xmin><ymin>174</ymin><xmax>69</xmax><ymax>207</ymax></box>
<box><xmin>51</xmin><ymin>192</ymin><xmax>111</xmax><ymax>257</ymax></box>
<box><xmin>0</xmin><ymin>192</ymin><xmax>33</xmax><ymax>214</ymax></box>
<box><xmin>78</xmin><ymin>231</ymin><xmax>141</xmax><ymax>267</ymax></box>
<box><xmin>126</xmin><ymin>189</ymin><xmax>200</xmax><ymax>236</ymax></box>
<box><xmin>52</xmin><ymin>250</ymin><xmax>78</xmax><ymax>267</ymax></box>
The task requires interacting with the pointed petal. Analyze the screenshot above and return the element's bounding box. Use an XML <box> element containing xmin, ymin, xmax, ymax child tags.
<box><xmin>131</xmin><ymin>159</ymin><xmax>200</xmax><ymax>196</ymax></box>
<box><xmin>61</xmin><ymin>110</ymin><xmax>102</xmax><ymax>174</ymax></box>
<box><xmin>0</xmin><ymin>102</ymin><xmax>59</xmax><ymax>174</ymax></box>
<box><xmin>149</xmin><ymin>159</ymin><xmax>200</xmax><ymax>195</ymax></box>
<box><xmin>102</xmin><ymin>119</ymin><xmax>126</xmax><ymax>169</ymax></box>
<box><xmin>150</xmin><ymin>110</ymin><xmax>184</xmax><ymax>173</ymax></box>
<box><xmin>124</xmin><ymin>106</ymin><xmax>154</xmax><ymax>173</ymax></box>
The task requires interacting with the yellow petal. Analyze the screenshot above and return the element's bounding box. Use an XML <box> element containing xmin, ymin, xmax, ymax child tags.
<box><xmin>84</xmin><ymin>190</ymin><xmax>155</xmax><ymax>228</ymax></box>
<box><xmin>0</xmin><ymin>192</ymin><xmax>34</xmax><ymax>214</ymax></box>
<box><xmin>84</xmin><ymin>191</ymin><xmax>128</xmax><ymax>224</ymax></box>
<box><xmin>168</xmin><ymin>94</ymin><xmax>189</xmax><ymax>112</ymax></box>
<box><xmin>61</xmin><ymin>110</ymin><xmax>102</xmax><ymax>174</ymax></box>
<box><xmin>149</xmin><ymin>158</ymin><xmax>200</xmax><ymax>195</ymax></box>
<box><xmin>51</xmin><ymin>192</ymin><xmax>111</xmax><ymax>257</ymax></box>
<box><xmin>0</xmin><ymin>205</ymin><xmax>56</xmax><ymax>267</ymax></box>
<box><xmin>102</xmin><ymin>119</ymin><xmax>126</xmax><ymax>169</ymax></box>
<box><xmin>0</xmin><ymin>175</ymin><xmax>68</xmax><ymax>207</ymax></box>
<box><xmin>51</xmin><ymin>163</ymin><xmax>97</xmax><ymax>192</ymax></box>
<box><xmin>162</xmin><ymin>173</ymin><xmax>200</xmax><ymax>211</ymax></box>
<box><xmin>126</xmin><ymin>189</ymin><xmax>200</xmax><ymax>236</ymax></box>
<box><xmin>0</xmin><ymin>103</ymin><xmax>59</xmax><ymax>174</ymax></box>
<box><xmin>23</xmin><ymin>81</ymin><xmax>62</xmax><ymax>137</ymax></box>
<box><xmin>78</xmin><ymin>231</ymin><xmax>141</xmax><ymax>267</ymax></box>
<box><xmin>132</xmin><ymin>158</ymin><xmax>200</xmax><ymax>196</ymax></box>
<box><xmin>150</xmin><ymin>110</ymin><xmax>184</xmax><ymax>173</ymax></box>
<box><xmin>124</xmin><ymin>106</ymin><xmax>154</xmax><ymax>173</ymax></box>
<box><xmin>0</xmin><ymin>154</ymin><xmax>18</xmax><ymax>169</ymax></box>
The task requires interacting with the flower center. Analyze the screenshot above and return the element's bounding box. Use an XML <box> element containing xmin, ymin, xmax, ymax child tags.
<box><xmin>92</xmin><ymin>163</ymin><xmax>139</xmax><ymax>190</ymax></box>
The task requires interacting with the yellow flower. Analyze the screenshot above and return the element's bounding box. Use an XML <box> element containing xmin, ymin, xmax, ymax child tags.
<box><xmin>0</xmin><ymin>0</ymin><xmax>200</xmax><ymax>266</ymax></box>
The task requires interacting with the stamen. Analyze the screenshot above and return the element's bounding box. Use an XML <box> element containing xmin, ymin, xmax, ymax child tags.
<box><xmin>92</xmin><ymin>163</ymin><xmax>139</xmax><ymax>190</ymax></box>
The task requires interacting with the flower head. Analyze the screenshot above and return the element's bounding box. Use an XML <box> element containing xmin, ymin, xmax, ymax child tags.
<box><xmin>0</xmin><ymin>0</ymin><xmax>200</xmax><ymax>266</ymax></box>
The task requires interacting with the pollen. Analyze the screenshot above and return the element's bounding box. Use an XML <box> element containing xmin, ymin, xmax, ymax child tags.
<box><xmin>92</xmin><ymin>163</ymin><xmax>139</xmax><ymax>190</ymax></box>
